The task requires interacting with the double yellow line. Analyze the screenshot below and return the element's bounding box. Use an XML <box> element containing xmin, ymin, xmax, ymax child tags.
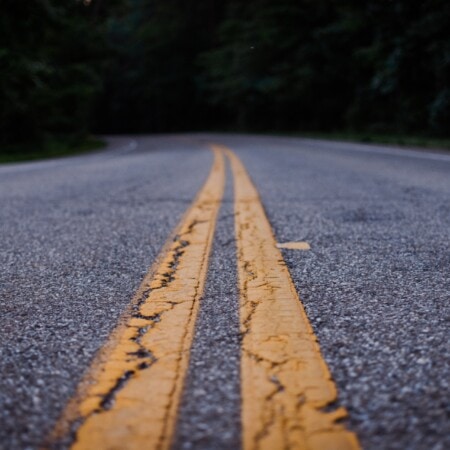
<box><xmin>51</xmin><ymin>145</ymin><xmax>360</xmax><ymax>450</ymax></box>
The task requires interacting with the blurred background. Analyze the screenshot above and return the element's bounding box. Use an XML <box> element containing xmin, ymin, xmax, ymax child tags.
<box><xmin>1</xmin><ymin>0</ymin><xmax>449</xmax><ymax>160</ymax></box>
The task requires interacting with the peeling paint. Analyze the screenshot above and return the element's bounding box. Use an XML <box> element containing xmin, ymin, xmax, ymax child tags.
<box><xmin>220</xmin><ymin>145</ymin><xmax>360</xmax><ymax>450</ymax></box>
<box><xmin>63</xmin><ymin>148</ymin><xmax>225</xmax><ymax>450</ymax></box>
<box><xmin>277</xmin><ymin>242</ymin><xmax>311</xmax><ymax>251</ymax></box>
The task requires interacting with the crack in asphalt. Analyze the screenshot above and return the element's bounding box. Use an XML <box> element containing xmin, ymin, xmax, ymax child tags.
<box><xmin>225</xmin><ymin>145</ymin><xmax>360</xmax><ymax>449</ymax></box>
<box><xmin>66</xmin><ymin>235</ymin><xmax>194</xmax><ymax>446</ymax></box>
<box><xmin>52</xmin><ymin>148</ymin><xmax>226</xmax><ymax>450</ymax></box>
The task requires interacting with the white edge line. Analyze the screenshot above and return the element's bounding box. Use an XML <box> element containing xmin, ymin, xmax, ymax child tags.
<box><xmin>298</xmin><ymin>138</ymin><xmax>450</xmax><ymax>162</ymax></box>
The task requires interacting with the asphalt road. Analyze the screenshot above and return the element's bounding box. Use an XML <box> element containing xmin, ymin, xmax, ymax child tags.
<box><xmin>0</xmin><ymin>134</ymin><xmax>449</xmax><ymax>450</ymax></box>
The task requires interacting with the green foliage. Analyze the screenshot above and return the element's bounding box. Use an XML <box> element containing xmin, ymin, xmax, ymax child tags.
<box><xmin>94</xmin><ymin>0</ymin><xmax>226</xmax><ymax>133</ymax></box>
<box><xmin>0</xmin><ymin>136</ymin><xmax>104</xmax><ymax>163</ymax></box>
<box><xmin>1</xmin><ymin>0</ymin><xmax>449</xmax><ymax>156</ymax></box>
<box><xmin>200</xmin><ymin>0</ymin><xmax>450</xmax><ymax>135</ymax></box>
<box><xmin>0</xmin><ymin>0</ymin><xmax>108</xmax><ymax>150</ymax></box>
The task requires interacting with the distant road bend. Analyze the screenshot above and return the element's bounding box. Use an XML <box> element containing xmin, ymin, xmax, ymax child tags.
<box><xmin>0</xmin><ymin>134</ymin><xmax>449</xmax><ymax>450</ymax></box>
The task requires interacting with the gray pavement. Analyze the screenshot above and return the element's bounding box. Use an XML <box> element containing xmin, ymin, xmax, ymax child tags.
<box><xmin>0</xmin><ymin>134</ymin><xmax>449</xmax><ymax>449</ymax></box>
<box><xmin>214</xmin><ymin>134</ymin><xmax>450</xmax><ymax>450</ymax></box>
<box><xmin>0</xmin><ymin>137</ymin><xmax>212</xmax><ymax>449</ymax></box>
<box><xmin>174</xmin><ymin>164</ymin><xmax>241</xmax><ymax>449</ymax></box>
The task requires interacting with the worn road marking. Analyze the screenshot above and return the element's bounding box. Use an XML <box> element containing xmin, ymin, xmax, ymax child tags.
<box><xmin>220</xmin><ymin>145</ymin><xmax>360</xmax><ymax>450</ymax></box>
<box><xmin>60</xmin><ymin>149</ymin><xmax>225</xmax><ymax>450</ymax></box>
<box><xmin>277</xmin><ymin>242</ymin><xmax>311</xmax><ymax>251</ymax></box>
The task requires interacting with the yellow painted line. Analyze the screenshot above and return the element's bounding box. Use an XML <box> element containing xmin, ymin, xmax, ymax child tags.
<box><xmin>55</xmin><ymin>149</ymin><xmax>225</xmax><ymax>450</ymax></box>
<box><xmin>277</xmin><ymin>241</ymin><xmax>311</xmax><ymax>250</ymax></box>
<box><xmin>219</xmin><ymin>144</ymin><xmax>360</xmax><ymax>450</ymax></box>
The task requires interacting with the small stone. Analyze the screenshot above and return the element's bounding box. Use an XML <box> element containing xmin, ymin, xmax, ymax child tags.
<box><xmin>417</xmin><ymin>357</ymin><xmax>429</xmax><ymax>365</ymax></box>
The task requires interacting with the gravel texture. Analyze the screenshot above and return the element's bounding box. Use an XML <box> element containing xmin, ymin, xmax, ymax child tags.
<box><xmin>1</xmin><ymin>134</ymin><xmax>449</xmax><ymax>450</ymax></box>
<box><xmin>174</xmin><ymin>163</ymin><xmax>241</xmax><ymax>449</ymax></box>
<box><xmin>0</xmin><ymin>136</ymin><xmax>212</xmax><ymax>449</ymax></box>
<box><xmin>213</xmin><ymin>134</ymin><xmax>450</xmax><ymax>450</ymax></box>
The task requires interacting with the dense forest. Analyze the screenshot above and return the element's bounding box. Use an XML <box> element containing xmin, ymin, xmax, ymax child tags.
<box><xmin>1</xmin><ymin>0</ymin><xmax>449</xmax><ymax>154</ymax></box>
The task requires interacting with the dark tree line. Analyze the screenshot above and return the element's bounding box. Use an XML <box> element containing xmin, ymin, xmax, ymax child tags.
<box><xmin>1</xmin><ymin>0</ymin><xmax>449</xmax><ymax>152</ymax></box>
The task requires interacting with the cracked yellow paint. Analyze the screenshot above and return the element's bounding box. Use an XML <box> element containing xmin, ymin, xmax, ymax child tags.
<box><xmin>65</xmin><ymin>148</ymin><xmax>225</xmax><ymax>450</ymax></box>
<box><xmin>220</xmin><ymin>144</ymin><xmax>360</xmax><ymax>450</ymax></box>
<box><xmin>277</xmin><ymin>242</ymin><xmax>311</xmax><ymax>250</ymax></box>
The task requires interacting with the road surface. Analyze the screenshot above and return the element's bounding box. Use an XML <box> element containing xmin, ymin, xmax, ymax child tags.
<box><xmin>0</xmin><ymin>134</ymin><xmax>449</xmax><ymax>450</ymax></box>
